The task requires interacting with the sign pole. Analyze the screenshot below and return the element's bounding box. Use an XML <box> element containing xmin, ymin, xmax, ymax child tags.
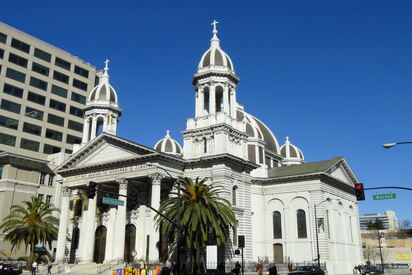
<box><xmin>241</xmin><ymin>247</ymin><xmax>244</xmax><ymax>275</ymax></box>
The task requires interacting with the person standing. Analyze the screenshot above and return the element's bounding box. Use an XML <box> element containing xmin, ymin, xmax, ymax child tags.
<box><xmin>31</xmin><ymin>261</ymin><xmax>38</xmax><ymax>275</ymax></box>
<box><xmin>232</xmin><ymin>261</ymin><xmax>241</xmax><ymax>275</ymax></box>
<box><xmin>256</xmin><ymin>262</ymin><xmax>263</xmax><ymax>275</ymax></box>
<box><xmin>268</xmin><ymin>263</ymin><xmax>277</xmax><ymax>275</ymax></box>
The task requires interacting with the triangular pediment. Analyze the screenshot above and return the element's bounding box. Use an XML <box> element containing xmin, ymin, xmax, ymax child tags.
<box><xmin>325</xmin><ymin>158</ymin><xmax>358</xmax><ymax>186</ymax></box>
<box><xmin>56</xmin><ymin>133</ymin><xmax>159</xmax><ymax>171</ymax></box>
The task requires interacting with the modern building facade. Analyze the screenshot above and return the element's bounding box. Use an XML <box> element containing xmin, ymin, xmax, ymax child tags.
<box><xmin>0</xmin><ymin>22</ymin><xmax>97</xmax><ymax>257</ymax></box>
<box><xmin>54</xmin><ymin>23</ymin><xmax>363</xmax><ymax>274</ymax></box>
<box><xmin>359</xmin><ymin>211</ymin><xmax>399</xmax><ymax>231</ymax></box>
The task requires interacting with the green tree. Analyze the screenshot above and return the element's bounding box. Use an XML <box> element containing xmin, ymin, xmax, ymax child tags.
<box><xmin>367</xmin><ymin>218</ymin><xmax>384</xmax><ymax>230</ymax></box>
<box><xmin>155</xmin><ymin>177</ymin><xmax>238</xmax><ymax>272</ymax></box>
<box><xmin>0</xmin><ymin>196</ymin><xmax>60</xmax><ymax>264</ymax></box>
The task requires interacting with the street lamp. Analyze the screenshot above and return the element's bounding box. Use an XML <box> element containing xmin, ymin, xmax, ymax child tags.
<box><xmin>314</xmin><ymin>198</ymin><xmax>331</xmax><ymax>268</ymax></box>
<box><xmin>147</xmin><ymin>163</ymin><xmax>182</xmax><ymax>275</ymax></box>
<box><xmin>382</xmin><ymin>141</ymin><xmax>412</xmax><ymax>149</ymax></box>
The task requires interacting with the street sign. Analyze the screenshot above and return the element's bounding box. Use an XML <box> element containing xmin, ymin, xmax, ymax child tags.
<box><xmin>102</xmin><ymin>197</ymin><xmax>124</xmax><ymax>206</ymax></box>
<box><xmin>373</xmin><ymin>193</ymin><xmax>396</xmax><ymax>200</ymax></box>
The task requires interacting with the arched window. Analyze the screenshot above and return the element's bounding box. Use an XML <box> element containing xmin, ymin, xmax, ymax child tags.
<box><xmin>297</xmin><ymin>209</ymin><xmax>307</xmax><ymax>238</ymax></box>
<box><xmin>232</xmin><ymin>186</ymin><xmax>238</xmax><ymax>205</ymax></box>
<box><xmin>273</xmin><ymin>211</ymin><xmax>282</xmax><ymax>239</ymax></box>
<box><xmin>203</xmin><ymin>137</ymin><xmax>207</xmax><ymax>153</ymax></box>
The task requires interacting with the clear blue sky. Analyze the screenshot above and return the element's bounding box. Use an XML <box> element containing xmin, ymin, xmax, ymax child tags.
<box><xmin>2</xmin><ymin>0</ymin><xmax>412</xmax><ymax>223</ymax></box>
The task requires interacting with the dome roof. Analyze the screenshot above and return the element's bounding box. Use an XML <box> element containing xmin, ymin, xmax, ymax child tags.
<box><xmin>154</xmin><ymin>130</ymin><xmax>182</xmax><ymax>156</ymax></box>
<box><xmin>87</xmin><ymin>59</ymin><xmax>119</xmax><ymax>107</ymax></box>
<box><xmin>236</xmin><ymin>109</ymin><xmax>280</xmax><ymax>153</ymax></box>
<box><xmin>280</xmin><ymin>136</ymin><xmax>304</xmax><ymax>161</ymax></box>
<box><xmin>197</xmin><ymin>21</ymin><xmax>235</xmax><ymax>73</ymax></box>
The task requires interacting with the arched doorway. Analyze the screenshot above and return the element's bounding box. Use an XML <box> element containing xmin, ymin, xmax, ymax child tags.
<box><xmin>69</xmin><ymin>227</ymin><xmax>80</xmax><ymax>263</ymax></box>
<box><xmin>94</xmin><ymin>226</ymin><xmax>107</xmax><ymax>263</ymax></box>
<box><xmin>273</xmin><ymin>243</ymin><xmax>283</xmax><ymax>263</ymax></box>
<box><xmin>124</xmin><ymin>224</ymin><xmax>136</xmax><ymax>263</ymax></box>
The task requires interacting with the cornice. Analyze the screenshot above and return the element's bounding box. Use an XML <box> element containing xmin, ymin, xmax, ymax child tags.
<box><xmin>184</xmin><ymin>153</ymin><xmax>259</xmax><ymax>173</ymax></box>
<box><xmin>192</xmin><ymin>71</ymin><xmax>240</xmax><ymax>85</ymax></box>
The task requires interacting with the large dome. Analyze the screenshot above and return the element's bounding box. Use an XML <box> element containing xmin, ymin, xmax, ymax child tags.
<box><xmin>236</xmin><ymin>109</ymin><xmax>280</xmax><ymax>154</ymax></box>
<box><xmin>87</xmin><ymin>59</ymin><xmax>119</xmax><ymax>107</ymax></box>
<box><xmin>197</xmin><ymin>21</ymin><xmax>235</xmax><ymax>74</ymax></box>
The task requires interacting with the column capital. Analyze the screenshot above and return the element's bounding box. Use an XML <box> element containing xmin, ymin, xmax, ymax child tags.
<box><xmin>116</xmin><ymin>178</ymin><xmax>128</xmax><ymax>189</ymax></box>
<box><xmin>62</xmin><ymin>186</ymin><xmax>72</xmax><ymax>197</ymax></box>
<box><xmin>149</xmin><ymin>173</ymin><xmax>164</xmax><ymax>184</ymax></box>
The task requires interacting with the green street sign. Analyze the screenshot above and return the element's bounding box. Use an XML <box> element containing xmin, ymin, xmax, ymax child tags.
<box><xmin>102</xmin><ymin>197</ymin><xmax>124</xmax><ymax>206</ymax></box>
<box><xmin>373</xmin><ymin>193</ymin><xmax>396</xmax><ymax>200</ymax></box>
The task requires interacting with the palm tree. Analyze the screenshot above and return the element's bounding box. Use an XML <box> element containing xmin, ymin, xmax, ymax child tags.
<box><xmin>0</xmin><ymin>196</ymin><xmax>60</xmax><ymax>265</ymax></box>
<box><xmin>155</xmin><ymin>177</ymin><xmax>238</xmax><ymax>272</ymax></box>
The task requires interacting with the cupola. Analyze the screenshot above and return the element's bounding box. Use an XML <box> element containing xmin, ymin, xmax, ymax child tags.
<box><xmin>154</xmin><ymin>130</ymin><xmax>183</xmax><ymax>156</ymax></box>
<box><xmin>280</xmin><ymin>137</ymin><xmax>304</xmax><ymax>165</ymax></box>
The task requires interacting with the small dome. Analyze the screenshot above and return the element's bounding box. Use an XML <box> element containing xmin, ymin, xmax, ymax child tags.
<box><xmin>154</xmin><ymin>130</ymin><xmax>182</xmax><ymax>156</ymax></box>
<box><xmin>197</xmin><ymin>21</ymin><xmax>235</xmax><ymax>73</ymax></box>
<box><xmin>280</xmin><ymin>137</ymin><xmax>304</xmax><ymax>164</ymax></box>
<box><xmin>87</xmin><ymin>59</ymin><xmax>119</xmax><ymax>107</ymax></box>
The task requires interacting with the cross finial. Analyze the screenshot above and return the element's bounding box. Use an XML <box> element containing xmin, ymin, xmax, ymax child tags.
<box><xmin>211</xmin><ymin>20</ymin><xmax>219</xmax><ymax>34</ymax></box>
<box><xmin>104</xmin><ymin>59</ymin><xmax>110</xmax><ymax>71</ymax></box>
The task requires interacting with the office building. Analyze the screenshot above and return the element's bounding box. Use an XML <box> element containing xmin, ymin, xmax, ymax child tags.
<box><xmin>359</xmin><ymin>211</ymin><xmax>399</xmax><ymax>231</ymax></box>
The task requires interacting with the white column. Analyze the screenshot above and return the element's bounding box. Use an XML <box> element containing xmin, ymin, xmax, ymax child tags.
<box><xmin>210</xmin><ymin>84</ymin><xmax>216</xmax><ymax>114</ymax></box>
<box><xmin>104</xmin><ymin>208</ymin><xmax>117</xmax><ymax>262</ymax></box>
<box><xmin>223</xmin><ymin>84</ymin><xmax>229</xmax><ymax>114</ymax></box>
<box><xmin>80</xmin><ymin>194</ymin><xmax>97</xmax><ymax>263</ymax></box>
<box><xmin>55</xmin><ymin>187</ymin><xmax>71</xmax><ymax>263</ymax></box>
<box><xmin>113</xmin><ymin>179</ymin><xmax>128</xmax><ymax>262</ymax></box>
<box><xmin>198</xmin><ymin>88</ymin><xmax>204</xmax><ymax>117</ymax></box>
<box><xmin>148</xmin><ymin>174</ymin><xmax>162</xmax><ymax>261</ymax></box>
<box><xmin>230</xmin><ymin>88</ymin><xmax>237</xmax><ymax>119</ymax></box>
<box><xmin>90</xmin><ymin>115</ymin><xmax>97</xmax><ymax>140</ymax></box>
<box><xmin>82</xmin><ymin>117</ymin><xmax>90</xmax><ymax>144</ymax></box>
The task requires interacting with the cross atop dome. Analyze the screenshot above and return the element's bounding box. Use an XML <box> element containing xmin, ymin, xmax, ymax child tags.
<box><xmin>102</xmin><ymin>58</ymin><xmax>110</xmax><ymax>81</ymax></box>
<box><xmin>210</xmin><ymin>20</ymin><xmax>220</xmax><ymax>47</ymax></box>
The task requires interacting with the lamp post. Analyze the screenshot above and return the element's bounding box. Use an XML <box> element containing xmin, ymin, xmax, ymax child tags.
<box><xmin>382</xmin><ymin>141</ymin><xmax>412</xmax><ymax>149</ymax></box>
<box><xmin>147</xmin><ymin>163</ymin><xmax>182</xmax><ymax>275</ymax></box>
<box><xmin>314</xmin><ymin>198</ymin><xmax>331</xmax><ymax>268</ymax></box>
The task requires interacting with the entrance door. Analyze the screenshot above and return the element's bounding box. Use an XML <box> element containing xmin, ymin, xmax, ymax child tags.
<box><xmin>124</xmin><ymin>224</ymin><xmax>136</xmax><ymax>263</ymax></box>
<box><xmin>273</xmin><ymin>244</ymin><xmax>283</xmax><ymax>263</ymax></box>
<box><xmin>69</xmin><ymin>227</ymin><xmax>80</xmax><ymax>263</ymax></box>
<box><xmin>94</xmin><ymin>226</ymin><xmax>107</xmax><ymax>263</ymax></box>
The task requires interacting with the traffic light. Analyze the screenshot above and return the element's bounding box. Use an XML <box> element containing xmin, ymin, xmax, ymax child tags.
<box><xmin>129</xmin><ymin>191</ymin><xmax>139</xmax><ymax>209</ymax></box>
<box><xmin>238</xmin><ymin>235</ymin><xmax>245</xmax><ymax>248</ymax></box>
<box><xmin>354</xmin><ymin>183</ymin><xmax>365</xmax><ymax>201</ymax></box>
<box><xmin>87</xmin><ymin>181</ymin><xmax>97</xmax><ymax>199</ymax></box>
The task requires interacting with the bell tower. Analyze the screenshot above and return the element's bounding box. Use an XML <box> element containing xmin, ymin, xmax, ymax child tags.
<box><xmin>81</xmin><ymin>59</ymin><xmax>122</xmax><ymax>146</ymax></box>
<box><xmin>182</xmin><ymin>21</ymin><xmax>248</xmax><ymax>160</ymax></box>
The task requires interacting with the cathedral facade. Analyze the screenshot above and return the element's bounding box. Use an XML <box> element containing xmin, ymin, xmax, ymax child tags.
<box><xmin>54</xmin><ymin>23</ymin><xmax>363</xmax><ymax>274</ymax></box>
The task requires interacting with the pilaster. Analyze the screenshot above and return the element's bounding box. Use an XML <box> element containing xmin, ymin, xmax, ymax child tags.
<box><xmin>148</xmin><ymin>173</ymin><xmax>163</xmax><ymax>261</ymax></box>
<box><xmin>113</xmin><ymin>179</ymin><xmax>128</xmax><ymax>262</ymax></box>
<box><xmin>55</xmin><ymin>187</ymin><xmax>71</xmax><ymax>263</ymax></box>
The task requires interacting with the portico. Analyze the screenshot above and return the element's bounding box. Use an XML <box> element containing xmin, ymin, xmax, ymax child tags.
<box><xmin>55</xmin><ymin>134</ymin><xmax>183</xmax><ymax>263</ymax></box>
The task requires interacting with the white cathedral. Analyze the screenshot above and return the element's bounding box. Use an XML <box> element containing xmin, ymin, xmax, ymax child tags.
<box><xmin>54</xmin><ymin>22</ymin><xmax>363</xmax><ymax>274</ymax></box>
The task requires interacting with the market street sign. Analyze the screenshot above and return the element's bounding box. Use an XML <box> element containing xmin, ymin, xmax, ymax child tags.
<box><xmin>102</xmin><ymin>197</ymin><xmax>124</xmax><ymax>206</ymax></box>
<box><xmin>373</xmin><ymin>193</ymin><xmax>396</xmax><ymax>200</ymax></box>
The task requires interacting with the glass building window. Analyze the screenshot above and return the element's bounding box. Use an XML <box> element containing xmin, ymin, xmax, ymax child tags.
<box><xmin>11</xmin><ymin>38</ymin><xmax>30</xmax><ymax>53</ymax></box>
<box><xmin>0</xmin><ymin>133</ymin><xmax>16</xmax><ymax>146</ymax></box>
<box><xmin>39</xmin><ymin>173</ymin><xmax>46</xmax><ymax>185</ymax></box>
<box><xmin>47</xmin><ymin>113</ymin><xmax>65</xmax><ymax>126</ymax></box>
<box><xmin>53</xmin><ymin>71</ymin><xmax>69</xmax><ymax>84</ymax></box>
<box><xmin>49</xmin><ymin>99</ymin><xmax>66</xmax><ymax>112</ymax></box>
<box><xmin>65</xmin><ymin>149</ymin><xmax>73</xmax><ymax>154</ymax></box>
<box><xmin>25</xmin><ymin>106</ymin><xmax>44</xmax><ymax>121</ymax></box>
<box><xmin>46</xmin><ymin>195</ymin><xmax>52</xmax><ymax>203</ymax></box>
<box><xmin>6</xmin><ymin>68</ymin><xmax>26</xmax><ymax>83</ymax></box>
<box><xmin>1</xmin><ymin>99</ymin><xmax>21</xmax><ymax>114</ymax></box>
<box><xmin>8</xmin><ymin>53</ymin><xmax>28</xmax><ymax>68</ymax></box>
<box><xmin>70</xmin><ymin>106</ymin><xmax>83</xmax><ymax>118</ymax></box>
<box><xmin>74</xmin><ymin>65</ymin><xmax>89</xmax><ymax>78</ymax></box>
<box><xmin>3</xmin><ymin>83</ymin><xmax>23</xmax><ymax>98</ymax></box>
<box><xmin>48</xmin><ymin>175</ymin><xmax>54</xmax><ymax>186</ymax></box>
<box><xmin>38</xmin><ymin>194</ymin><xmax>44</xmax><ymax>200</ymax></box>
<box><xmin>27</xmin><ymin>92</ymin><xmax>46</xmax><ymax>105</ymax></box>
<box><xmin>23</xmin><ymin>122</ymin><xmax>42</xmax><ymax>136</ymax></box>
<box><xmin>20</xmin><ymin>138</ymin><xmax>40</xmax><ymax>152</ymax></box>
<box><xmin>43</xmin><ymin>144</ymin><xmax>61</xmax><ymax>154</ymax></box>
<box><xmin>51</xmin><ymin>85</ymin><xmax>67</xmax><ymax>98</ymax></box>
<box><xmin>30</xmin><ymin>77</ymin><xmax>48</xmax><ymax>91</ymax></box>
<box><xmin>73</xmin><ymin>79</ymin><xmax>88</xmax><ymax>91</ymax></box>
<box><xmin>32</xmin><ymin>62</ymin><xmax>49</xmax><ymax>76</ymax></box>
<box><xmin>0</xmin><ymin>48</ymin><xmax>4</xmax><ymax>59</ymax></box>
<box><xmin>45</xmin><ymin>129</ymin><xmax>63</xmax><ymax>141</ymax></box>
<box><xmin>0</xmin><ymin>115</ymin><xmax>18</xmax><ymax>130</ymax></box>
<box><xmin>297</xmin><ymin>209</ymin><xmax>307</xmax><ymax>238</ymax></box>
<box><xmin>55</xmin><ymin>57</ymin><xmax>71</xmax><ymax>70</ymax></box>
<box><xmin>232</xmin><ymin>186</ymin><xmax>237</xmax><ymax>205</ymax></box>
<box><xmin>273</xmin><ymin>211</ymin><xmax>282</xmax><ymax>239</ymax></box>
<box><xmin>68</xmin><ymin>120</ymin><xmax>83</xmax><ymax>132</ymax></box>
<box><xmin>66</xmin><ymin>134</ymin><xmax>82</xmax><ymax>144</ymax></box>
<box><xmin>0</xmin><ymin>32</ymin><xmax>6</xmax><ymax>43</ymax></box>
<box><xmin>34</xmin><ymin>48</ymin><xmax>51</xmax><ymax>62</ymax></box>
<box><xmin>71</xmin><ymin>92</ymin><xmax>86</xmax><ymax>104</ymax></box>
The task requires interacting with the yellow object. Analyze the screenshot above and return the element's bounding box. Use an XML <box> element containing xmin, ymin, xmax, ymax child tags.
<box><xmin>395</xmin><ymin>253</ymin><xmax>410</xmax><ymax>260</ymax></box>
<box><xmin>112</xmin><ymin>270</ymin><xmax>117</xmax><ymax>275</ymax></box>
<box><xmin>5</xmin><ymin>253</ymin><xmax>11</xmax><ymax>257</ymax></box>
